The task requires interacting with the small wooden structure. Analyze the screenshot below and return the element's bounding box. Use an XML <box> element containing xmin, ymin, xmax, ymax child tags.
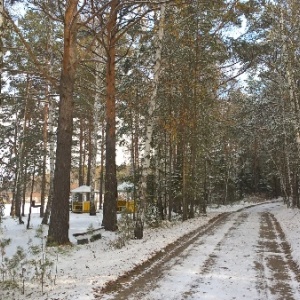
<box><xmin>70</xmin><ymin>185</ymin><xmax>98</xmax><ymax>213</ymax></box>
<box><xmin>117</xmin><ymin>182</ymin><xmax>135</xmax><ymax>213</ymax></box>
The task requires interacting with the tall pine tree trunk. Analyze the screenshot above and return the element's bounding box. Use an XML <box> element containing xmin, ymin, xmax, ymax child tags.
<box><xmin>281</xmin><ymin>87</ymin><xmax>293</xmax><ymax>205</ymax></box>
<box><xmin>47</xmin><ymin>0</ymin><xmax>79</xmax><ymax>245</ymax></box>
<box><xmin>279</xmin><ymin>4</ymin><xmax>300</xmax><ymax>207</ymax></box>
<box><xmin>103</xmin><ymin>0</ymin><xmax>118</xmax><ymax>231</ymax></box>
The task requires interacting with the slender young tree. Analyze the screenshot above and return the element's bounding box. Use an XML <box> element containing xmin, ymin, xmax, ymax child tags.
<box><xmin>89</xmin><ymin>42</ymin><xmax>105</xmax><ymax>215</ymax></box>
<box><xmin>14</xmin><ymin>76</ymin><xmax>34</xmax><ymax>224</ymax></box>
<box><xmin>41</xmin><ymin>7</ymin><xmax>57</xmax><ymax>224</ymax></box>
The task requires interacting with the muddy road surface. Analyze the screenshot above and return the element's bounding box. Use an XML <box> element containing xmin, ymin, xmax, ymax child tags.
<box><xmin>95</xmin><ymin>203</ymin><xmax>300</xmax><ymax>300</ymax></box>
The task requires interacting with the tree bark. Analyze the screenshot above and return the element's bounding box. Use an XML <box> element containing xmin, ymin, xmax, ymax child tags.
<box><xmin>40</xmin><ymin>101</ymin><xmax>48</xmax><ymax>218</ymax></box>
<box><xmin>89</xmin><ymin>43</ymin><xmax>104</xmax><ymax>215</ymax></box>
<box><xmin>78</xmin><ymin>119</ymin><xmax>84</xmax><ymax>201</ymax></box>
<box><xmin>26</xmin><ymin>166</ymin><xmax>35</xmax><ymax>229</ymax></box>
<box><xmin>42</xmin><ymin>91</ymin><xmax>55</xmax><ymax>225</ymax></box>
<box><xmin>0</xmin><ymin>0</ymin><xmax>3</xmax><ymax>100</ymax></box>
<box><xmin>103</xmin><ymin>0</ymin><xmax>118</xmax><ymax>231</ymax></box>
<box><xmin>140</xmin><ymin>3</ymin><xmax>166</xmax><ymax>220</ymax></box>
<box><xmin>15</xmin><ymin>76</ymin><xmax>32</xmax><ymax>224</ymax></box>
<box><xmin>42</xmin><ymin>16</ymin><xmax>56</xmax><ymax>224</ymax></box>
<box><xmin>99</xmin><ymin>125</ymin><xmax>105</xmax><ymax>210</ymax></box>
<box><xmin>47</xmin><ymin>0</ymin><xmax>79</xmax><ymax>245</ymax></box>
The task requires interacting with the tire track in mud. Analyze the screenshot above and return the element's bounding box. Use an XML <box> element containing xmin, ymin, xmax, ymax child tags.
<box><xmin>94</xmin><ymin>212</ymin><xmax>253</xmax><ymax>300</ymax></box>
<box><xmin>93</xmin><ymin>212</ymin><xmax>234</xmax><ymax>299</ymax></box>
<box><xmin>255</xmin><ymin>212</ymin><xmax>300</xmax><ymax>300</ymax></box>
<box><xmin>181</xmin><ymin>212</ymin><xmax>252</xmax><ymax>299</ymax></box>
<box><xmin>94</xmin><ymin>203</ymin><xmax>300</xmax><ymax>300</ymax></box>
<box><xmin>196</xmin><ymin>212</ymin><xmax>249</xmax><ymax>276</ymax></box>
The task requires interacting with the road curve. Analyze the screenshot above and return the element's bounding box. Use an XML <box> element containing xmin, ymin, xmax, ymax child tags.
<box><xmin>95</xmin><ymin>202</ymin><xmax>300</xmax><ymax>300</ymax></box>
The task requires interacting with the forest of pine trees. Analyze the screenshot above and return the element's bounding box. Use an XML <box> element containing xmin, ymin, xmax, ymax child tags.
<box><xmin>1</xmin><ymin>0</ymin><xmax>300</xmax><ymax>245</ymax></box>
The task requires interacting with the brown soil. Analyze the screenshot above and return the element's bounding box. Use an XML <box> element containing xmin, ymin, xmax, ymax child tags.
<box><xmin>255</xmin><ymin>212</ymin><xmax>300</xmax><ymax>300</ymax></box>
<box><xmin>93</xmin><ymin>207</ymin><xmax>300</xmax><ymax>300</ymax></box>
<box><xmin>93</xmin><ymin>212</ymin><xmax>231</xmax><ymax>299</ymax></box>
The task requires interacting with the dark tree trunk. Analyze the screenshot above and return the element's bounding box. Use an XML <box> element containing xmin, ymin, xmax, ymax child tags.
<box><xmin>40</xmin><ymin>102</ymin><xmax>49</xmax><ymax>218</ymax></box>
<box><xmin>42</xmin><ymin>189</ymin><xmax>53</xmax><ymax>225</ymax></box>
<box><xmin>47</xmin><ymin>0</ymin><xmax>78</xmax><ymax>245</ymax></box>
<box><xmin>78</xmin><ymin>119</ymin><xmax>85</xmax><ymax>201</ymax></box>
<box><xmin>103</xmin><ymin>0</ymin><xmax>118</xmax><ymax>231</ymax></box>
<box><xmin>27</xmin><ymin>167</ymin><xmax>35</xmax><ymax>229</ymax></box>
<box><xmin>173</xmin><ymin>135</ymin><xmax>183</xmax><ymax>216</ymax></box>
<box><xmin>22</xmin><ymin>164</ymin><xmax>27</xmax><ymax>217</ymax></box>
<box><xmin>99</xmin><ymin>125</ymin><xmax>105</xmax><ymax>210</ymax></box>
<box><xmin>272</xmin><ymin>175</ymin><xmax>280</xmax><ymax>199</ymax></box>
<box><xmin>168</xmin><ymin>135</ymin><xmax>173</xmax><ymax>222</ymax></box>
<box><xmin>292</xmin><ymin>171</ymin><xmax>299</xmax><ymax>207</ymax></box>
<box><xmin>86</xmin><ymin>118</ymin><xmax>92</xmax><ymax>201</ymax></box>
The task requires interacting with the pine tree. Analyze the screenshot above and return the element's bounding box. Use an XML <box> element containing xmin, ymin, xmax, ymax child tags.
<box><xmin>47</xmin><ymin>0</ymin><xmax>79</xmax><ymax>245</ymax></box>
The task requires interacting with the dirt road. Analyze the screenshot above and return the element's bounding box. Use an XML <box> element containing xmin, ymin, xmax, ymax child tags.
<box><xmin>95</xmin><ymin>203</ymin><xmax>300</xmax><ymax>300</ymax></box>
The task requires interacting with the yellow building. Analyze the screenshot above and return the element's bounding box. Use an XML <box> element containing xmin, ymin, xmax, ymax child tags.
<box><xmin>117</xmin><ymin>182</ymin><xmax>136</xmax><ymax>213</ymax></box>
<box><xmin>70</xmin><ymin>185</ymin><xmax>98</xmax><ymax>213</ymax></box>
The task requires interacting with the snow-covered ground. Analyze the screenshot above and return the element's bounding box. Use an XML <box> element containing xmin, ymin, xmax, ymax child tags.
<box><xmin>0</xmin><ymin>198</ymin><xmax>299</xmax><ymax>300</ymax></box>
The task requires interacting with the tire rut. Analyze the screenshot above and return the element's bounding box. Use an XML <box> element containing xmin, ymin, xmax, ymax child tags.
<box><xmin>181</xmin><ymin>212</ymin><xmax>250</xmax><ymax>299</ymax></box>
<box><xmin>93</xmin><ymin>212</ymin><xmax>232</xmax><ymax>299</ymax></box>
<box><xmin>94</xmin><ymin>203</ymin><xmax>300</xmax><ymax>300</ymax></box>
<box><xmin>255</xmin><ymin>212</ymin><xmax>300</xmax><ymax>300</ymax></box>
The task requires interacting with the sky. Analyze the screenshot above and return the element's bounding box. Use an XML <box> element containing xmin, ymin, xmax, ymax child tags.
<box><xmin>1</xmin><ymin>198</ymin><xmax>300</xmax><ymax>300</ymax></box>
